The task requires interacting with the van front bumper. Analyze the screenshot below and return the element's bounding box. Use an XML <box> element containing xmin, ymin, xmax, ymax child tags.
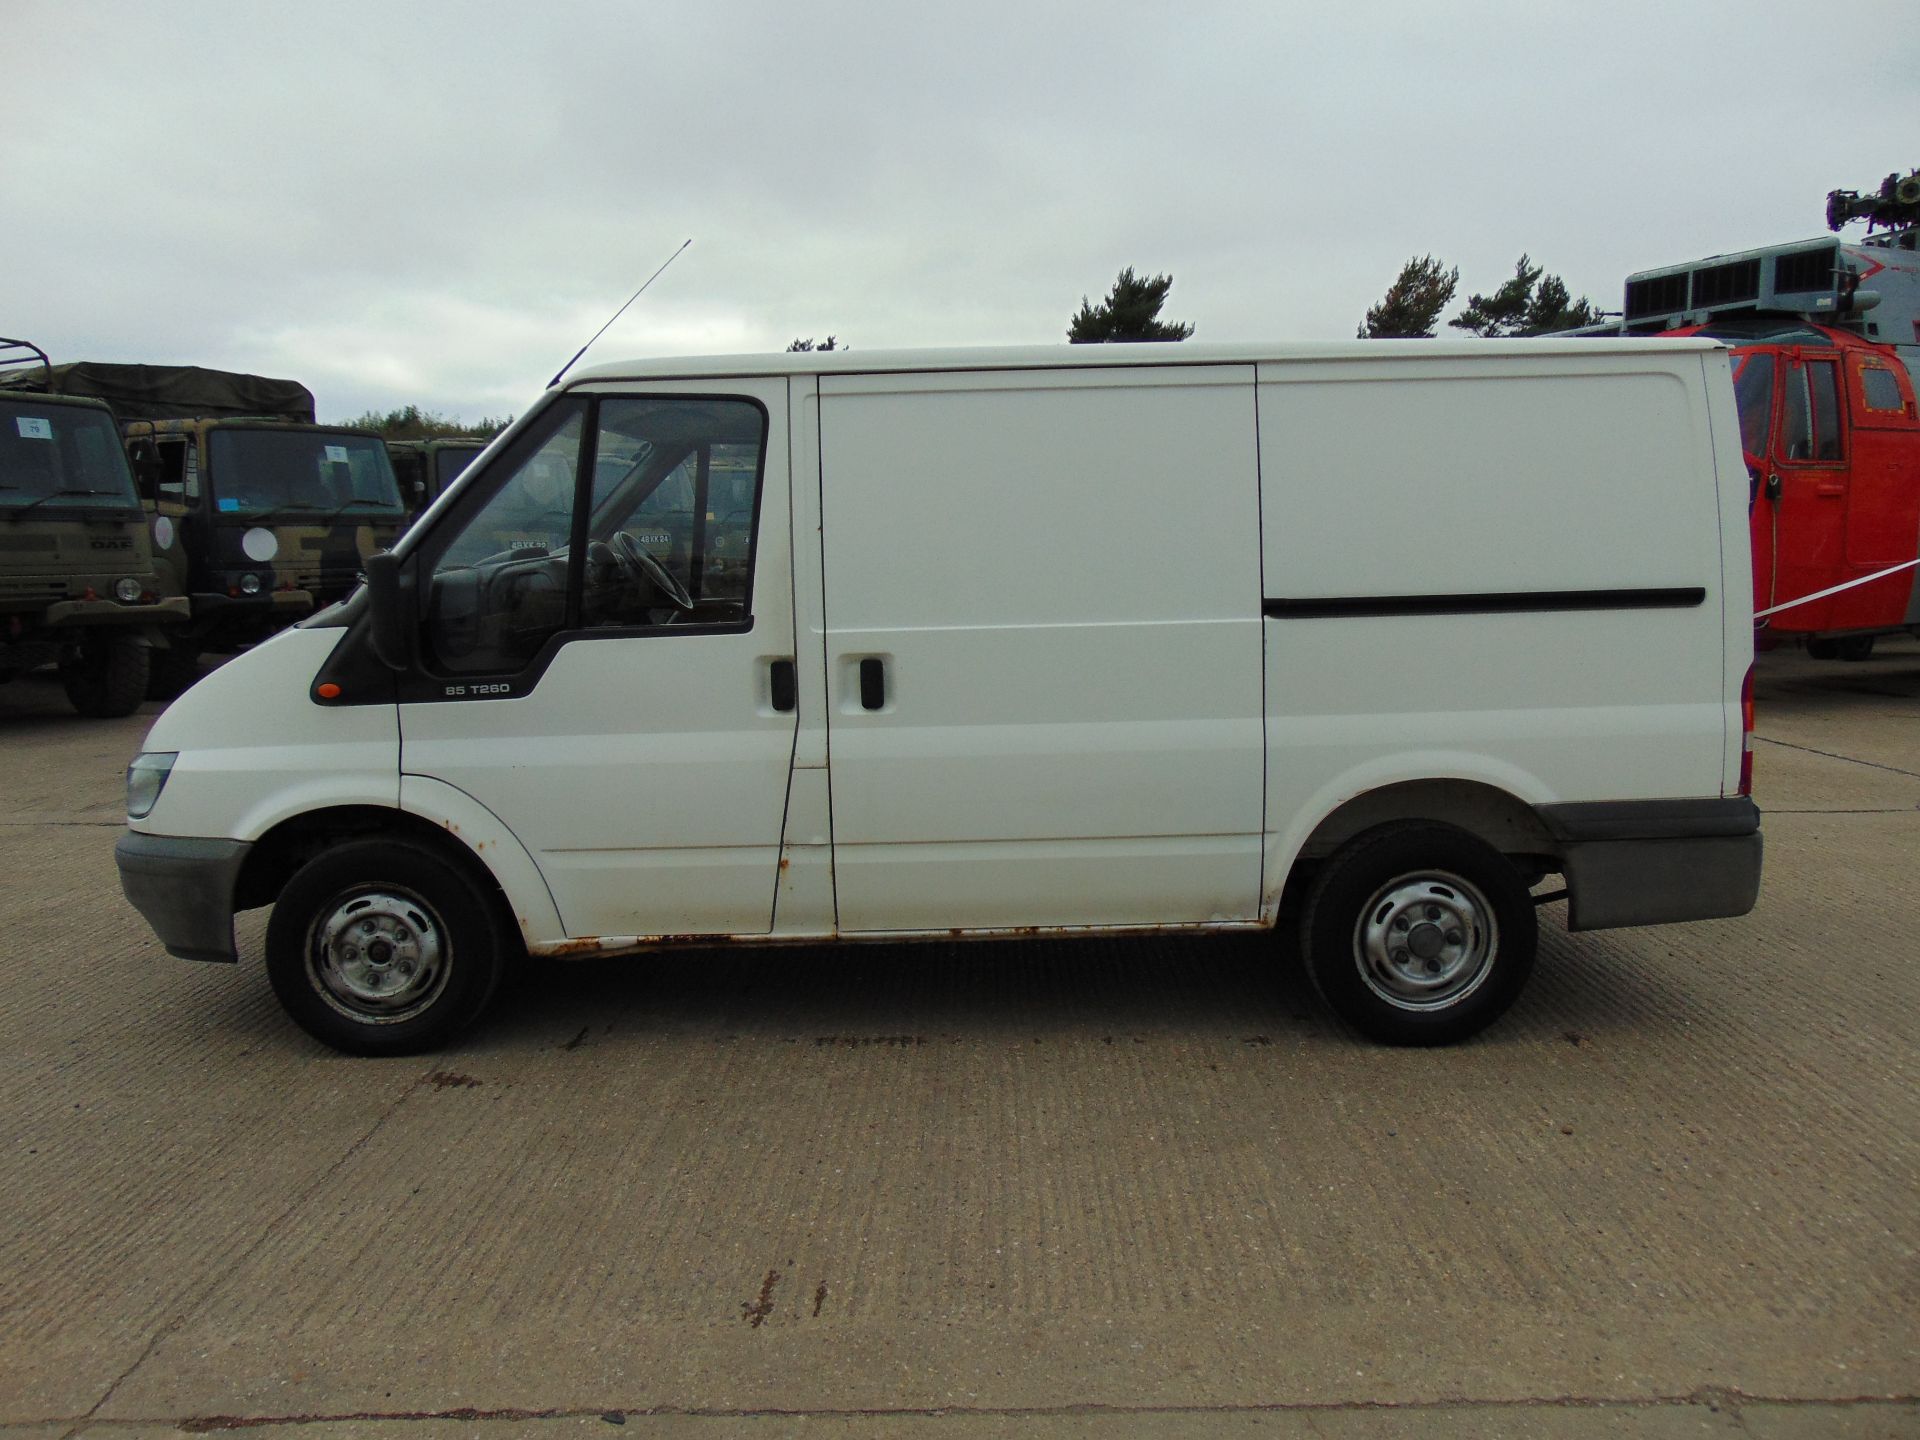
<box><xmin>1537</xmin><ymin>798</ymin><xmax>1762</xmax><ymax>931</ymax></box>
<box><xmin>115</xmin><ymin>832</ymin><xmax>250</xmax><ymax>963</ymax></box>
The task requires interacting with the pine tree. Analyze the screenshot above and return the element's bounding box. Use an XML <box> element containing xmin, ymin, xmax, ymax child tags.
<box><xmin>1448</xmin><ymin>256</ymin><xmax>1601</xmax><ymax>337</ymax></box>
<box><xmin>1068</xmin><ymin>268</ymin><xmax>1194</xmax><ymax>343</ymax></box>
<box><xmin>1358</xmin><ymin>255</ymin><xmax>1460</xmax><ymax>338</ymax></box>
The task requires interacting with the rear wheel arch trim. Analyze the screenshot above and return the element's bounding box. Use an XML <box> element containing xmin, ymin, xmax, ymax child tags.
<box><xmin>1266</xmin><ymin>768</ymin><xmax>1560</xmax><ymax>915</ymax></box>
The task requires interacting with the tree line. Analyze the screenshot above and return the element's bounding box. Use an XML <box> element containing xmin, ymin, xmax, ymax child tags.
<box><xmin>340</xmin><ymin>255</ymin><xmax>1601</xmax><ymax>425</ymax></box>
<box><xmin>344</xmin><ymin>404</ymin><xmax>512</xmax><ymax>440</ymax></box>
<box><xmin>1358</xmin><ymin>254</ymin><xmax>1601</xmax><ymax>338</ymax></box>
<box><xmin>1057</xmin><ymin>255</ymin><xmax>1601</xmax><ymax>344</ymax></box>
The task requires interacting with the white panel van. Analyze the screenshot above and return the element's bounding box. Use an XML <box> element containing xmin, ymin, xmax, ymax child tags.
<box><xmin>116</xmin><ymin>340</ymin><xmax>1762</xmax><ymax>1053</ymax></box>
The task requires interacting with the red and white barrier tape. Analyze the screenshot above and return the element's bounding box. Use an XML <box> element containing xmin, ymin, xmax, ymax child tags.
<box><xmin>1754</xmin><ymin>557</ymin><xmax>1920</xmax><ymax>621</ymax></box>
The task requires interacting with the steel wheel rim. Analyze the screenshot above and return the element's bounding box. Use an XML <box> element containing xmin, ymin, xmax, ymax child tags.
<box><xmin>306</xmin><ymin>884</ymin><xmax>451</xmax><ymax>1024</ymax></box>
<box><xmin>1353</xmin><ymin>869</ymin><xmax>1498</xmax><ymax>1012</ymax></box>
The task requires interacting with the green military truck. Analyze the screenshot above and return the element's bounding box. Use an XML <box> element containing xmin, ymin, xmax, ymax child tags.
<box><xmin>387</xmin><ymin>437</ymin><xmax>486</xmax><ymax>519</ymax></box>
<box><xmin>1</xmin><ymin>359</ymin><xmax>410</xmax><ymax>695</ymax></box>
<box><xmin>0</xmin><ymin>339</ymin><xmax>189</xmax><ymax>716</ymax></box>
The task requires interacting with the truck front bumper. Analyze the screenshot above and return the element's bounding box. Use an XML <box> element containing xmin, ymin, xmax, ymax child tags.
<box><xmin>192</xmin><ymin>589</ymin><xmax>314</xmax><ymax>617</ymax></box>
<box><xmin>43</xmin><ymin>596</ymin><xmax>191</xmax><ymax>627</ymax></box>
<box><xmin>1537</xmin><ymin>798</ymin><xmax>1762</xmax><ymax>931</ymax></box>
<box><xmin>115</xmin><ymin>832</ymin><xmax>251</xmax><ymax>963</ymax></box>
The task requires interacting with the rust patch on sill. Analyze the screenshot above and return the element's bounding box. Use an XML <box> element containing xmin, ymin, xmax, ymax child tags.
<box><xmin>533</xmin><ymin>932</ymin><xmax>772</xmax><ymax>959</ymax></box>
<box><xmin>542</xmin><ymin>937</ymin><xmax>608</xmax><ymax>957</ymax></box>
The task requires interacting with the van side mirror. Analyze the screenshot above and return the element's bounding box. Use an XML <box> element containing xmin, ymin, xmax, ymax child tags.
<box><xmin>363</xmin><ymin>551</ymin><xmax>412</xmax><ymax>671</ymax></box>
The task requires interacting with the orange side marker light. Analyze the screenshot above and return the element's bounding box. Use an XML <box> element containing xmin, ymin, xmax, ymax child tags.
<box><xmin>316</xmin><ymin>683</ymin><xmax>342</xmax><ymax>700</ymax></box>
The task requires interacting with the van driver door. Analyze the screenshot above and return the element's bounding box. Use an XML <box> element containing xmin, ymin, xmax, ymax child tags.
<box><xmin>396</xmin><ymin>379</ymin><xmax>799</xmax><ymax>940</ymax></box>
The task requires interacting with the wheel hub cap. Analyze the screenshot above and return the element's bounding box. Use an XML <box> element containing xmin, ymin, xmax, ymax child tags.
<box><xmin>309</xmin><ymin>889</ymin><xmax>448</xmax><ymax>1021</ymax></box>
<box><xmin>1354</xmin><ymin>871</ymin><xmax>1498</xmax><ymax>1011</ymax></box>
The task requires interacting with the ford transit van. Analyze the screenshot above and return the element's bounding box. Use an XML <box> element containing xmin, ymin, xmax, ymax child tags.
<box><xmin>115</xmin><ymin>340</ymin><xmax>1763</xmax><ymax>1053</ymax></box>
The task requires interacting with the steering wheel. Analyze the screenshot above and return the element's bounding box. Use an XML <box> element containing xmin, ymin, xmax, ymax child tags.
<box><xmin>611</xmin><ymin>530</ymin><xmax>694</xmax><ymax>611</ymax></box>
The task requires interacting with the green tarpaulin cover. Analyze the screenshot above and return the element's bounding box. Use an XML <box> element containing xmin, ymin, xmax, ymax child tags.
<box><xmin>0</xmin><ymin>362</ymin><xmax>315</xmax><ymax>423</ymax></box>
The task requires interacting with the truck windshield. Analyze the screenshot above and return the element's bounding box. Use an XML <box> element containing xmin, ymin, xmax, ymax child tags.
<box><xmin>434</xmin><ymin>445</ymin><xmax>481</xmax><ymax>489</ymax></box>
<box><xmin>0</xmin><ymin>401</ymin><xmax>140</xmax><ymax>513</ymax></box>
<box><xmin>207</xmin><ymin>429</ymin><xmax>404</xmax><ymax>520</ymax></box>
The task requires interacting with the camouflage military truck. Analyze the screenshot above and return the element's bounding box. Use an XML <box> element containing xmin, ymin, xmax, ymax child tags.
<box><xmin>0</xmin><ymin>339</ymin><xmax>189</xmax><ymax>716</ymax></box>
<box><xmin>387</xmin><ymin>437</ymin><xmax>486</xmax><ymax>518</ymax></box>
<box><xmin>0</xmin><ymin>360</ymin><xmax>409</xmax><ymax>694</ymax></box>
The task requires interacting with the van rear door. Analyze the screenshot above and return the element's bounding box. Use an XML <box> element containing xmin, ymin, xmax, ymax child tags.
<box><xmin>816</xmin><ymin>364</ymin><xmax>1265</xmax><ymax>932</ymax></box>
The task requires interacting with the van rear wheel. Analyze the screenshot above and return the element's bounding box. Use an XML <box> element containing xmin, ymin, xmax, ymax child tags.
<box><xmin>1301</xmin><ymin>822</ymin><xmax>1536</xmax><ymax>1046</ymax></box>
<box><xmin>265</xmin><ymin>839</ymin><xmax>505</xmax><ymax>1055</ymax></box>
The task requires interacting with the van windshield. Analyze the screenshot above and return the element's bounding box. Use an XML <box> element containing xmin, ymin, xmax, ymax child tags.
<box><xmin>207</xmin><ymin>429</ymin><xmax>404</xmax><ymax>520</ymax></box>
<box><xmin>0</xmin><ymin>401</ymin><xmax>141</xmax><ymax>513</ymax></box>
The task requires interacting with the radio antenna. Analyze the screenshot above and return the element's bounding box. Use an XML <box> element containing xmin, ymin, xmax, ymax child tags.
<box><xmin>549</xmin><ymin>237</ymin><xmax>692</xmax><ymax>388</ymax></box>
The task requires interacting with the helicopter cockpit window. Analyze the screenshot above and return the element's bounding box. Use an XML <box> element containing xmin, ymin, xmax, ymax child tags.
<box><xmin>1860</xmin><ymin>366</ymin><xmax>1903</xmax><ymax>413</ymax></box>
<box><xmin>1730</xmin><ymin>353</ymin><xmax>1775</xmax><ymax>456</ymax></box>
<box><xmin>1776</xmin><ymin>360</ymin><xmax>1843</xmax><ymax>463</ymax></box>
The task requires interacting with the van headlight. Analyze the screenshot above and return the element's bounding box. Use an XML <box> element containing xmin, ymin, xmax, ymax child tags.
<box><xmin>114</xmin><ymin>577</ymin><xmax>142</xmax><ymax>602</ymax></box>
<box><xmin>126</xmin><ymin>752</ymin><xmax>178</xmax><ymax>820</ymax></box>
<box><xmin>239</xmin><ymin>573</ymin><xmax>263</xmax><ymax>595</ymax></box>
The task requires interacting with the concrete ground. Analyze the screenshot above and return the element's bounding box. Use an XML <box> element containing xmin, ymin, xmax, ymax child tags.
<box><xmin>0</xmin><ymin>643</ymin><xmax>1914</xmax><ymax>1439</ymax></box>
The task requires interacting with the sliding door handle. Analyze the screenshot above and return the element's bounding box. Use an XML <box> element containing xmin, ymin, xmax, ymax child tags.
<box><xmin>769</xmin><ymin>658</ymin><xmax>796</xmax><ymax>713</ymax></box>
<box><xmin>858</xmin><ymin>657</ymin><xmax>885</xmax><ymax>711</ymax></box>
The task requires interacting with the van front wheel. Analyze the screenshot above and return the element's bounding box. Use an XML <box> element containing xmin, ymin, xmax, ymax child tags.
<box><xmin>265</xmin><ymin>840</ymin><xmax>505</xmax><ymax>1055</ymax></box>
<box><xmin>1301</xmin><ymin>823</ymin><xmax>1536</xmax><ymax>1046</ymax></box>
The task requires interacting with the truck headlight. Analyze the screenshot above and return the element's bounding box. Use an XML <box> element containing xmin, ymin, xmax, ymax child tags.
<box><xmin>239</xmin><ymin>573</ymin><xmax>262</xmax><ymax>595</ymax></box>
<box><xmin>126</xmin><ymin>752</ymin><xmax>178</xmax><ymax>820</ymax></box>
<box><xmin>114</xmin><ymin>577</ymin><xmax>142</xmax><ymax>602</ymax></box>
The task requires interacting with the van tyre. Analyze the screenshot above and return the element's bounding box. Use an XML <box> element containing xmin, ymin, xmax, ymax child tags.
<box><xmin>265</xmin><ymin>839</ymin><xmax>506</xmax><ymax>1055</ymax></box>
<box><xmin>60</xmin><ymin>634</ymin><xmax>150</xmax><ymax>718</ymax></box>
<box><xmin>1301</xmin><ymin>822</ymin><xmax>1536</xmax><ymax>1046</ymax></box>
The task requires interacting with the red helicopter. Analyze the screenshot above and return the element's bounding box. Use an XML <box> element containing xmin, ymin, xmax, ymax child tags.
<box><xmin>1598</xmin><ymin>170</ymin><xmax>1920</xmax><ymax>657</ymax></box>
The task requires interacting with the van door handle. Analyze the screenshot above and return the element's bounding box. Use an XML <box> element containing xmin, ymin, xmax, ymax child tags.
<box><xmin>769</xmin><ymin>658</ymin><xmax>796</xmax><ymax>713</ymax></box>
<box><xmin>858</xmin><ymin>657</ymin><xmax>886</xmax><ymax>711</ymax></box>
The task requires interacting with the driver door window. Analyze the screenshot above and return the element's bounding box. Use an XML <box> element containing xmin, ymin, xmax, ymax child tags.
<box><xmin>582</xmin><ymin>396</ymin><xmax>767</xmax><ymax>629</ymax></box>
<box><xmin>422</xmin><ymin>394</ymin><xmax>767</xmax><ymax>678</ymax></box>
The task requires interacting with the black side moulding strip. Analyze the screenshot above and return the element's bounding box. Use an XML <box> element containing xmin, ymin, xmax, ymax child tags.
<box><xmin>1262</xmin><ymin>587</ymin><xmax>1706</xmax><ymax>620</ymax></box>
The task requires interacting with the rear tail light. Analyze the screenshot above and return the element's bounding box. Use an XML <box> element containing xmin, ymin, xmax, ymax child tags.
<box><xmin>1738</xmin><ymin>663</ymin><xmax>1755</xmax><ymax>796</ymax></box>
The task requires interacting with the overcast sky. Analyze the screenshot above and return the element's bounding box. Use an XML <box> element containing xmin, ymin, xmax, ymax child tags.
<box><xmin>7</xmin><ymin>1</ymin><xmax>1918</xmax><ymax>423</ymax></box>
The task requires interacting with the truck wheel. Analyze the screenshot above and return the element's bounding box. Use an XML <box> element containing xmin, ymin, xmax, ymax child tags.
<box><xmin>265</xmin><ymin>839</ymin><xmax>506</xmax><ymax>1056</ymax></box>
<box><xmin>60</xmin><ymin>635</ymin><xmax>151</xmax><ymax>718</ymax></box>
<box><xmin>1837</xmin><ymin>635</ymin><xmax>1875</xmax><ymax>662</ymax></box>
<box><xmin>1300</xmin><ymin>822</ymin><xmax>1537</xmax><ymax>1046</ymax></box>
<box><xmin>146</xmin><ymin>643</ymin><xmax>202</xmax><ymax>700</ymax></box>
